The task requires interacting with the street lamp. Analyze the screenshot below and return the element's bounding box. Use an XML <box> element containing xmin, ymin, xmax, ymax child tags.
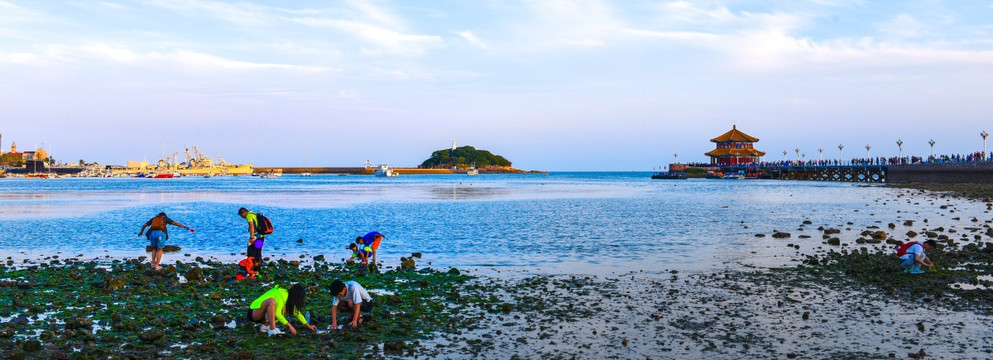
<box><xmin>896</xmin><ymin>139</ymin><xmax>903</xmax><ymax>158</ymax></box>
<box><xmin>838</xmin><ymin>144</ymin><xmax>844</xmax><ymax>164</ymax></box>
<box><xmin>794</xmin><ymin>147</ymin><xmax>800</xmax><ymax>161</ymax></box>
<box><xmin>982</xmin><ymin>131</ymin><xmax>989</xmax><ymax>160</ymax></box>
<box><xmin>818</xmin><ymin>147</ymin><xmax>823</xmax><ymax>161</ymax></box>
<box><xmin>929</xmin><ymin>139</ymin><xmax>935</xmax><ymax>158</ymax></box>
<box><xmin>865</xmin><ymin>144</ymin><xmax>871</xmax><ymax>159</ymax></box>
<box><xmin>801</xmin><ymin>153</ymin><xmax>806</xmax><ymax>162</ymax></box>
<box><xmin>783</xmin><ymin>150</ymin><xmax>787</xmax><ymax>161</ymax></box>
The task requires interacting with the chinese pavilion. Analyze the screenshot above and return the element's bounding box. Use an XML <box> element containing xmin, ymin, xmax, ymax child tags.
<box><xmin>704</xmin><ymin>125</ymin><xmax>765</xmax><ymax>165</ymax></box>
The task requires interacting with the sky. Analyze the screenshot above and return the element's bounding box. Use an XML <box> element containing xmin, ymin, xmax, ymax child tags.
<box><xmin>1</xmin><ymin>0</ymin><xmax>992</xmax><ymax>171</ymax></box>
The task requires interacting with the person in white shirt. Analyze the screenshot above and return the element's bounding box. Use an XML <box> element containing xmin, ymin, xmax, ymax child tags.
<box><xmin>329</xmin><ymin>280</ymin><xmax>373</xmax><ymax>328</ymax></box>
<box><xmin>899</xmin><ymin>240</ymin><xmax>936</xmax><ymax>274</ymax></box>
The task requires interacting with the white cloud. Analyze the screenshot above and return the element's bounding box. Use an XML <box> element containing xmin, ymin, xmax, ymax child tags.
<box><xmin>877</xmin><ymin>13</ymin><xmax>925</xmax><ymax>38</ymax></box>
<box><xmin>291</xmin><ymin>17</ymin><xmax>441</xmax><ymax>56</ymax></box>
<box><xmin>455</xmin><ymin>31</ymin><xmax>487</xmax><ymax>49</ymax></box>
<box><xmin>147</xmin><ymin>0</ymin><xmax>274</xmax><ymax>26</ymax></box>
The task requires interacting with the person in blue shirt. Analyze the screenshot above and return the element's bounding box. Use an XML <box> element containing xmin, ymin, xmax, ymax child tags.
<box><xmin>355</xmin><ymin>232</ymin><xmax>384</xmax><ymax>264</ymax></box>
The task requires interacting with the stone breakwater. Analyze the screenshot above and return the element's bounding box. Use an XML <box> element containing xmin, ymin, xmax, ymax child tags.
<box><xmin>889</xmin><ymin>163</ymin><xmax>993</xmax><ymax>184</ymax></box>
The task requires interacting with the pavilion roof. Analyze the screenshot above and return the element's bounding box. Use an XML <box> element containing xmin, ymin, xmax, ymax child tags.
<box><xmin>704</xmin><ymin>148</ymin><xmax>766</xmax><ymax>157</ymax></box>
<box><xmin>711</xmin><ymin>125</ymin><xmax>759</xmax><ymax>143</ymax></box>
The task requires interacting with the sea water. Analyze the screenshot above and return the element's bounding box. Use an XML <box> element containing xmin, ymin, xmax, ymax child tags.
<box><xmin>0</xmin><ymin>173</ymin><xmax>987</xmax><ymax>274</ymax></box>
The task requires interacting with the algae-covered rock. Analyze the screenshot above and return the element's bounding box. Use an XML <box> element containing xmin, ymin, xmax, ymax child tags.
<box><xmin>313</xmin><ymin>255</ymin><xmax>325</xmax><ymax>262</ymax></box>
<box><xmin>411</xmin><ymin>252</ymin><xmax>422</xmax><ymax>259</ymax></box>
<box><xmin>185</xmin><ymin>267</ymin><xmax>204</xmax><ymax>283</ymax></box>
<box><xmin>447</xmin><ymin>268</ymin><xmax>461</xmax><ymax>275</ymax></box>
<box><xmin>772</xmin><ymin>232</ymin><xmax>791</xmax><ymax>239</ymax></box>
<box><xmin>107</xmin><ymin>277</ymin><xmax>126</xmax><ymax>291</ymax></box>
<box><xmin>21</xmin><ymin>339</ymin><xmax>42</xmax><ymax>352</ymax></box>
<box><xmin>66</xmin><ymin>317</ymin><xmax>92</xmax><ymax>330</ymax></box>
<box><xmin>384</xmin><ymin>340</ymin><xmax>406</xmax><ymax>352</ymax></box>
<box><xmin>140</xmin><ymin>329</ymin><xmax>164</xmax><ymax>342</ymax></box>
<box><xmin>400</xmin><ymin>257</ymin><xmax>416</xmax><ymax>271</ymax></box>
<box><xmin>871</xmin><ymin>231</ymin><xmax>887</xmax><ymax>240</ymax></box>
<box><xmin>827</xmin><ymin>238</ymin><xmax>841</xmax><ymax>246</ymax></box>
<box><xmin>163</xmin><ymin>245</ymin><xmax>181</xmax><ymax>252</ymax></box>
<box><xmin>823</xmin><ymin>228</ymin><xmax>841</xmax><ymax>234</ymax></box>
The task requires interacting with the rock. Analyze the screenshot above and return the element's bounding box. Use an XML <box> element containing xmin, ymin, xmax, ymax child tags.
<box><xmin>401</xmin><ymin>258</ymin><xmax>416</xmax><ymax>271</ymax></box>
<box><xmin>313</xmin><ymin>255</ymin><xmax>325</xmax><ymax>262</ymax></box>
<box><xmin>755</xmin><ymin>234</ymin><xmax>766</xmax><ymax>238</ymax></box>
<box><xmin>21</xmin><ymin>339</ymin><xmax>42</xmax><ymax>352</ymax></box>
<box><xmin>824</xmin><ymin>228</ymin><xmax>841</xmax><ymax>234</ymax></box>
<box><xmin>288</xmin><ymin>261</ymin><xmax>300</xmax><ymax>267</ymax></box>
<box><xmin>140</xmin><ymin>329</ymin><xmax>164</xmax><ymax>343</ymax></box>
<box><xmin>871</xmin><ymin>231</ymin><xmax>887</xmax><ymax>240</ymax></box>
<box><xmin>0</xmin><ymin>328</ymin><xmax>13</xmax><ymax>338</ymax></box>
<box><xmin>447</xmin><ymin>268</ymin><xmax>461</xmax><ymax>275</ymax></box>
<box><xmin>772</xmin><ymin>232</ymin><xmax>791</xmax><ymax>239</ymax></box>
<box><xmin>917</xmin><ymin>322</ymin><xmax>925</xmax><ymax>332</ymax></box>
<box><xmin>904</xmin><ymin>220</ymin><xmax>914</xmax><ymax>226</ymax></box>
<box><xmin>210</xmin><ymin>292</ymin><xmax>223</xmax><ymax>300</ymax></box>
<box><xmin>163</xmin><ymin>245</ymin><xmax>181</xmax><ymax>252</ymax></box>
<box><xmin>925</xmin><ymin>232</ymin><xmax>938</xmax><ymax>238</ymax></box>
<box><xmin>296</xmin><ymin>238</ymin><xmax>303</xmax><ymax>243</ymax></box>
<box><xmin>411</xmin><ymin>252</ymin><xmax>422</xmax><ymax>259</ymax></box>
<box><xmin>802</xmin><ymin>311</ymin><xmax>810</xmax><ymax>320</ymax></box>
<box><xmin>384</xmin><ymin>341</ymin><xmax>405</xmax><ymax>352</ymax></box>
<box><xmin>66</xmin><ymin>317</ymin><xmax>92</xmax><ymax>330</ymax></box>
<box><xmin>7</xmin><ymin>316</ymin><xmax>29</xmax><ymax>327</ymax></box>
<box><xmin>907</xmin><ymin>231</ymin><xmax>919</xmax><ymax>238</ymax></box>
<box><xmin>184</xmin><ymin>267</ymin><xmax>204</xmax><ymax>283</ymax></box>
<box><xmin>827</xmin><ymin>238</ymin><xmax>841</xmax><ymax>246</ymax></box>
<box><xmin>16</xmin><ymin>281</ymin><xmax>32</xmax><ymax>289</ymax></box>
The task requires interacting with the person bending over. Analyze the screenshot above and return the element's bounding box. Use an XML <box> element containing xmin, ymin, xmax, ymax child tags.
<box><xmin>329</xmin><ymin>280</ymin><xmax>373</xmax><ymax>329</ymax></box>
<box><xmin>247</xmin><ymin>284</ymin><xmax>316</xmax><ymax>337</ymax></box>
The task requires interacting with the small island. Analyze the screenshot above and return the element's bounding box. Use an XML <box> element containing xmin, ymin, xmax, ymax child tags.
<box><xmin>420</xmin><ymin>145</ymin><xmax>532</xmax><ymax>174</ymax></box>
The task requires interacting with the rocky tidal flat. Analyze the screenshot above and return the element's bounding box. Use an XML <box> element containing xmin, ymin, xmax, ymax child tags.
<box><xmin>3</xmin><ymin>186</ymin><xmax>993</xmax><ymax>359</ymax></box>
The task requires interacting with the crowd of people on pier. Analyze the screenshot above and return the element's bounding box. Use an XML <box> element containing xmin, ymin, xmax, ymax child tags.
<box><xmin>679</xmin><ymin>151</ymin><xmax>993</xmax><ymax>168</ymax></box>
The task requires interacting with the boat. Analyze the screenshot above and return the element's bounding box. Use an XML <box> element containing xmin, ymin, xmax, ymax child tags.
<box><xmin>466</xmin><ymin>164</ymin><xmax>478</xmax><ymax>176</ymax></box>
<box><xmin>651</xmin><ymin>171</ymin><xmax>686</xmax><ymax>180</ymax></box>
<box><xmin>374</xmin><ymin>164</ymin><xmax>398</xmax><ymax>177</ymax></box>
<box><xmin>123</xmin><ymin>146</ymin><xmax>253</xmax><ymax>177</ymax></box>
<box><xmin>301</xmin><ymin>172</ymin><xmax>312</xmax><ymax>177</ymax></box>
<box><xmin>707</xmin><ymin>171</ymin><xmax>744</xmax><ymax>179</ymax></box>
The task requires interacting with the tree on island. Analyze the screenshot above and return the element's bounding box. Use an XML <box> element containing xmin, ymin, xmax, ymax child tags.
<box><xmin>420</xmin><ymin>146</ymin><xmax>511</xmax><ymax>169</ymax></box>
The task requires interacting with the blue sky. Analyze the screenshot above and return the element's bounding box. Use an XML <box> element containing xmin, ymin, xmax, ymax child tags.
<box><xmin>1</xmin><ymin>0</ymin><xmax>992</xmax><ymax>170</ymax></box>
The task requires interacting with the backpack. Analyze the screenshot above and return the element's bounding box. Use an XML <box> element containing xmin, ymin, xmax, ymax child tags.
<box><xmin>896</xmin><ymin>241</ymin><xmax>917</xmax><ymax>256</ymax></box>
<box><xmin>150</xmin><ymin>216</ymin><xmax>166</xmax><ymax>231</ymax></box>
<box><xmin>254</xmin><ymin>213</ymin><xmax>274</xmax><ymax>235</ymax></box>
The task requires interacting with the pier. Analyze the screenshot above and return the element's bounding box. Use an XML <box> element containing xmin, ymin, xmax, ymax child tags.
<box><xmin>700</xmin><ymin>162</ymin><xmax>993</xmax><ymax>184</ymax></box>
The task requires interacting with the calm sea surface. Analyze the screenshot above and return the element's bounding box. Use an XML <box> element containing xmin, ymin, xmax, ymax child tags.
<box><xmin>0</xmin><ymin>173</ymin><xmax>985</xmax><ymax>274</ymax></box>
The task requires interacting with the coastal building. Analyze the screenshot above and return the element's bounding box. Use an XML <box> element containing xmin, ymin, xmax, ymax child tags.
<box><xmin>704</xmin><ymin>125</ymin><xmax>766</xmax><ymax>166</ymax></box>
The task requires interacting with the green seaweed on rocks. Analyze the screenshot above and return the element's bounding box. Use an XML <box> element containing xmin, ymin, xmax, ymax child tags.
<box><xmin>0</xmin><ymin>256</ymin><xmax>508</xmax><ymax>359</ymax></box>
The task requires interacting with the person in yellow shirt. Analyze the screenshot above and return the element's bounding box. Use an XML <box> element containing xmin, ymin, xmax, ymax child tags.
<box><xmin>238</xmin><ymin>208</ymin><xmax>265</xmax><ymax>267</ymax></box>
<box><xmin>247</xmin><ymin>284</ymin><xmax>316</xmax><ymax>337</ymax></box>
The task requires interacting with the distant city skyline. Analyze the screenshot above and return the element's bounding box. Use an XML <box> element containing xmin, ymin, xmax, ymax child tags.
<box><xmin>1</xmin><ymin>1</ymin><xmax>991</xmax><ymax>170</ymax></box>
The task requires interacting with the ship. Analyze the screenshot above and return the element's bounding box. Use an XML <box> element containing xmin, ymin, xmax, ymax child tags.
<box><xmin>124</xmin><ymin>146</ymin><xmax>253</xmax><ymax>176</ymax></box>
<box><xmin>374</xmin><ymin>164</ymin><xmax>398</xmax><ymax>177</ymax></box>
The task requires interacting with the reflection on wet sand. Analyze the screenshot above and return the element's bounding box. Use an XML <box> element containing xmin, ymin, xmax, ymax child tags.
<box><xmin>430</xmin><ymin>185</ymin><xmax>509</xmax><ymax>200</ymax></box>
